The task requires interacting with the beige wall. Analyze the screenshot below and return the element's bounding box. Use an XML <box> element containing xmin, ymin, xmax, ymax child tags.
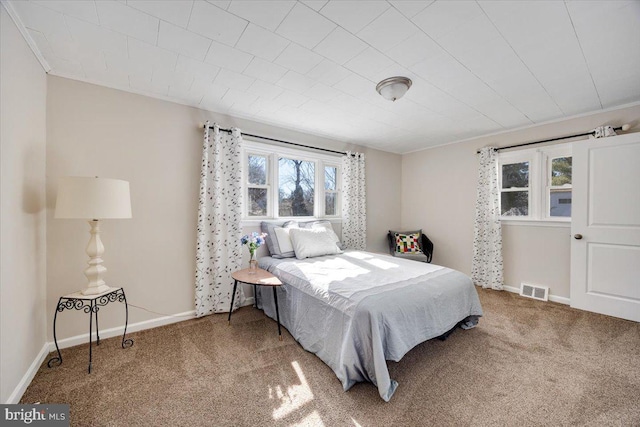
<box><xmin>0</xmin><ymin>7</ymin><xmax>48</xmax><ymax>403</ymax></box>
<box><xmin>401</xmin><ymin>104</ymin><xmax>640</xmax><ymax>299</ymax></box>
<box><xmin>46</xmin><ymin>76</ymin><xmax>401</xmax><ymax>340</ymax></box>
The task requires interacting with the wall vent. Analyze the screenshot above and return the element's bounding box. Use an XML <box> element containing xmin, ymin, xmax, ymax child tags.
<box><xmin>520</xmin><ymin>283</ymin><xmax>549</xmax><ymax>301</ymax></box>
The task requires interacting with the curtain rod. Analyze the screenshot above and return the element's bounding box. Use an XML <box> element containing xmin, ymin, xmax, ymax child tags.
<box><xmin>205</xmin><ymin>125</ymin><xmax>352</xmax><ymax>156</ymax></box>
<box><xmin>476</xmin><ymin>126</ymin><xmax>626</xmax><ymax>154</ymax></box>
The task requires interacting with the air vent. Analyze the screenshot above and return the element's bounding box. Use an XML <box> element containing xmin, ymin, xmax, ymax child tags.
<box><xmin>520</xmin><ymin>283</ymin><xmax>549</xmax><ymax>301</ymax></box>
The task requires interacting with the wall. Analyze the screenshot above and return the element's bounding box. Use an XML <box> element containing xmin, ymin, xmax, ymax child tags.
<box><xmin>46</xmin><ymin>76</ymin><xmax>402</xmax><ymax>341</ymax></box>
<box><xmin>401</xmin><ymin>104</ymin><xmax>640</xmax><ymax>300</ymax></box>
<box><xmin>0</xmin><ymin>6</ymin><xmax>48</xmax><ymax>403</ymax></box>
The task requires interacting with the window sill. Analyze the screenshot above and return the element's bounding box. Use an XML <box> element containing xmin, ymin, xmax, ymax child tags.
<box><xmin>241</xmin><ymin>218</ymin><xmax>343</xmax><ymax>227</ymax></box>
<box><xmin>501</xmin><ymin>219</ymin><xmax>570</xmax><ymax>228</ymax></box>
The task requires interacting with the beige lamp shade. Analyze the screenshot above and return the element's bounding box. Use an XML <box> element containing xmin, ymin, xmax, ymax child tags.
<box><xmin>55</xmin><ymin>177</ymin><xmax>132</xmax><ymax>219</ymax></box>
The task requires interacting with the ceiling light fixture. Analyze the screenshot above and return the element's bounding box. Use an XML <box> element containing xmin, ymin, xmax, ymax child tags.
<box><xmin>376</xmin><ymin>76</ymin><xmax>412</xmax><ymax>101</ymax></box>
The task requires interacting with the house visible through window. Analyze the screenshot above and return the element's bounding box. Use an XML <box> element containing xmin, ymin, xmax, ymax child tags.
<box><xmin>243</xmin><ymin>140</ymin><xmax>341</xmax><ymax>220</ymax></box>
<box><xmin>498</xmin><ymin>143</ymin><xmax>572</xmax><ymax>221</ymax></box>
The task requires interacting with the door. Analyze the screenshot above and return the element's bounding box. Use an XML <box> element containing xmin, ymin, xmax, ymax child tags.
<box><xmin>571</xmin><ymin>132</ymin><xmax>640</xmax><ymax>322</ymax></box>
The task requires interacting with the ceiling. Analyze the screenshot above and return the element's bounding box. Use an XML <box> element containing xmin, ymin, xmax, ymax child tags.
<box><xmin>5</xmin><ymin>0</ymin><xmax>640</xmax><ymax>154</ymax></box>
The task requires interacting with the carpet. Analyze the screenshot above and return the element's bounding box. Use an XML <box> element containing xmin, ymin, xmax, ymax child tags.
<box><xmin>21</xmin><ymin>289</ymin><xmax>640</xmax><ymax>426</ymax></box>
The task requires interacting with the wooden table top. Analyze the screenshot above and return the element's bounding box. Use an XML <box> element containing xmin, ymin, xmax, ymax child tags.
<box><xmin>232</xmin><ymin>268</ymin><xmax>282</xmax><ymax>286</ymax></box>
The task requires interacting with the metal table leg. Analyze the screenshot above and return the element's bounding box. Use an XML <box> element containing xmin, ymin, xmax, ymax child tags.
<box><xmin>47</xmin><ymin>298</ymin><xmax>63</xmax><ymax>368</ymax></box>
<box><xmin>121</xmin><ymin>290</ymin><xmax>134</xmax><ymax>348</ymax></box>
<box><xmin>88</xmin><ymin>301</ymin><xmax>95</xmax><ymax>373</ymax></box>
<box><xmin>228</xmin><ymin>280</ymin><xmax>238</xmax><ymax>324</ymax></box>
<box><xmin>273</xmin><ymin>287</ymin><xmax>282</xmax><ymax>341</ymax></box>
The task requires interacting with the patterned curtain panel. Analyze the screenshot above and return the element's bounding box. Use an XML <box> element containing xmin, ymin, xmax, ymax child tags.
<box><xmin>471</xmin><ymin>147</ymin><xmax>504</xmax><ymax>290</ymax></box>
<box><xmin>592</xmin><ymin>125</ymin><xmax>617</xmax><ymax>138</ymax></box>
<box><xmin>195</xmin><ymin>122</ymin><xmax>244</xmax><ymax>317</ymax></box>
<box><xmin>341</xmin><ymin>152</ymin><xmax>366</xmax><ymax>250</ymax></box>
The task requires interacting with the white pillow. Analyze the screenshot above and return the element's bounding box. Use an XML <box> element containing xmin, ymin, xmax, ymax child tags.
<box><xmin>272</xmin><ymin>226</ymin><xmax>296</xmax><ymax>254</ymax></box>
<box><xmin>289</xmin><ymin>227</ymin><xmax>343</xmax><ymax>260</ymax></box>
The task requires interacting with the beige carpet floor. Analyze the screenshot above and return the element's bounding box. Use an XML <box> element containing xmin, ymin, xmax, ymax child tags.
<box><xmin>21</xmin><ymin>289</ymin><xmax>640</xmax><ymax>426</ymax></box>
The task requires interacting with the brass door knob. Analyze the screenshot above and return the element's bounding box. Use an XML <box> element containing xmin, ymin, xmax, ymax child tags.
<box><xmin>574</xmin><ymin>234</ymin><xmax>583</xmax><ymax>240</ymax></box>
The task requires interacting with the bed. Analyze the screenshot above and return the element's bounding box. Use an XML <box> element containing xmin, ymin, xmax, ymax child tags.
<box><xmin>256</xmin><ymin>250</ymin><xmax>483</xmax><ymax>401</ymax></box>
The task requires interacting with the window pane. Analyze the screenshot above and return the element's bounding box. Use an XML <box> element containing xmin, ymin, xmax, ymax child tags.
<box><xmin>248</xmin><ymin>155</ymin><xmax>267</xmax><ymax>185</ymax></box>
<box><xmin>247</xmin><ymin>188</ymin><xmax>267</xmax><ymax>216</ymax></box>
<box><xmin>501</xmin><ymin>191</ymin><xmax>529</xmax><ymax>216</ymax></box>
<box><xmin>325</xmin><ymin>193</ymin><xmax>336</xmax><ymax>216</ymax></box>
<box><xmin>325</xmin><ymin>166</ymin><xmax>337</xmax><ymax>191</ymax></box>
<box><xmin>550</xmin><ymin>190</ymin><xmax>572</xmax><ymax>217</ymax></box>
<box><xmin>502</xmin><ymin>162</ymin><xmax>529</xmax><ymax>188</ymax></box>
<box><xmin>278</xmin><ymin>158</ymin><xmax>315</xmax><ymax>216</ymax></box>
<box><xmin>551</xmin><ymin>157</ymin><xmax>572</xmax><ymax>186</ymax></box>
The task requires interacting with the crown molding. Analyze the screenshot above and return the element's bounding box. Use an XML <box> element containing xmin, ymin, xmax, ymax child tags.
<box><xmin>1</xmin><ymin>0</ymin><xmax>51</xmax><ymax>73</ymax></box>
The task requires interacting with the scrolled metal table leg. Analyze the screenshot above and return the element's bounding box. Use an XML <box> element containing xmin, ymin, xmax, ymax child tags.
<box><xmin>88</xmin><ymin>301</ymin><xmax>94</xmax><ymax>374</ymax></box>
<box><xmin>47</xmin><ymin>298</ymin><xmax>63</xmax><ymax>368</ymax></box>
<box><xmin>121</xmin><ymin>289</ymin><xmax>133</xmax><ymax>348</ymax></box>
<box><xmin>95</xmin><ymin>304</ymin><xmax>100</xmax><ymax>346</ymax></box>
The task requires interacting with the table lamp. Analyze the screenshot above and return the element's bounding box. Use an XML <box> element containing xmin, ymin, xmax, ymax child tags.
<box><xmin>55</xmin><ymin>176</ymin><xmax>132</xmax><ymax>295</ymax></box>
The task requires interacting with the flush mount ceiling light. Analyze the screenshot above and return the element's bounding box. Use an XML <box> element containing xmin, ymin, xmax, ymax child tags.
<box><xmin>376</xmin><ymin>76</ymin><xmax>412</xmax><ymax>101</ymax></box>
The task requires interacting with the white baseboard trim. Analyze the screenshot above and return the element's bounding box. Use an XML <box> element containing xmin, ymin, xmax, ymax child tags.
<box><xmin>49</xmin><ymin>309</ymin><xmax>197</xmax><ymax>352</ymax></box>
<box><xmin>503</xmin><ymin>285</ymin><xmax>570</xmax><ymax>305</ymax></box>
<box><xmin>10</xmin><ymin>299</ymin><xmax>258</xmax><ymax>404</ymax></box>
<box><xmin>6</xmin><ymin>342</ymin><xmax>49</xmax><ymax>404</ymax></box>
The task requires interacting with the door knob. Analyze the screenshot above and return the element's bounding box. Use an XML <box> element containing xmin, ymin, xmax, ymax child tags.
<box><xmin>574</xmin><ymin>234</ymin><xmax>583</xmax><ymax>240</ymax></box>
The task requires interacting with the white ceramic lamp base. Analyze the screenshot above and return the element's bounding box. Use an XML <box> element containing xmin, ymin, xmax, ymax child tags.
<box><xmin>82</xmin><ymin>220</ymin><xmax>110</xmax><ymax>295</ymax></box>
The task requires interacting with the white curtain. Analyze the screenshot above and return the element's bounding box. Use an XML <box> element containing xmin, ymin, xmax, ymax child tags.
<box><xmin>592</xmin><ymin>125</ymin><xmax>617</xmax><ymax>138</ymax></box>
<box><xmin>471</xmin><ymin>147</ymin><xmax>504</xmax><ymax>290</ymax></box>
<box><xmin>195</xmin><ymin>122</ymin><xmax>244</xmax><ymax>317</ymax></box>
<box><xmin>341</xmin><ymin>152</ymin><xmax>366</xmax><ymax>250</ymax></box>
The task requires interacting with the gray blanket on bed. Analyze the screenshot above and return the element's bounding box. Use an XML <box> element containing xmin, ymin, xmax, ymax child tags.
<box><xmin>257</xmin><ymin>251</ymin><xmax>483</xmax><ymax>401</ymax></box>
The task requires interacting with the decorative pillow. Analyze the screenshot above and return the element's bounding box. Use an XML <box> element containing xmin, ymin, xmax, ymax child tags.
<box><xmin>289</xmin><ymin>227</ymin><xmax>343</xmax><ymax>260</ymax></box>
<box><xmin>260</xmin><ymin>221</ymin><xmax>299</xmax><ymax>258</ymax></box>
<box><xmin>394</xmin><ymin>232</ymin><xmax>423</xmax><ymax>254</ymax></box>
<box><xmin>299</xmin><ymin>220</ymin><xmax>345</xmax><ymax>249</ymax></box>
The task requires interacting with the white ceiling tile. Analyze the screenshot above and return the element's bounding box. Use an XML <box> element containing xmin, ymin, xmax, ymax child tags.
<box><xmin>304</xmin><ymin>83</ymin><xmax>343</xmax><ymax>103</ymax></box>
<box><xmin>204</xmin><ymin>40</ymin><xmax>253</xmax><ymax>73</ymax></box>
<box><xmin>129</xmin><ymin>74</ymin><xmax>169</xmax><ymax>96</ymax></box>
<box><xmin>247</xmin><ymin>80</ymin><xmax>285</xmax><ymax>100</ymax></box>
<box><xmin>95</xmin><ymin>1</ymin><xmax>159</xmax><ymax>44</ymax></box>
<box><xmin>333</xmin><ymin>73</ymin><xmax>373</xmax><ymax>97</ymax></box>
<box><xmin>175</xmin><ymin>55</ymin><xmax>220</xmax><ymax>80</ymax></box>
<box><xmin>222</xmin><ymin>88</ymin><xmax>259</xmax><ymax>106</ymax></box>
<box><xmin>319</xmin><ymin>1</ymin><xmax>390</xmax><ymax>34</ymax></box>
<box><xmin>127</xmin><ymin>1</ymin><xmax>194</xmax><ymax>28</ymax></box>
<box><xmin>274</xmin><ymin>89</ymin><xmax>310</xmax><ymax>107</ymax></box>
<box><xmin>274</xmin><ymin>43</ymin><xmax>324</xmax><ymax>74</ymax></box>
<box><xmin>275</xmin><ymin>2</ymin><xmax>336</xmax><ymax>49</ymax></box>
<box><xmin>312</xmin><ymin>27</ymin><xmax>368</xmax><ymax>65</ymax></box>
<box><xmin>357</xmin><ymin>7</ymin><xmax>418</xmax><ymax>52</ymax></box>
<box><xmin>412</xmin><ymin>0</ymin><xmax>483</xmax><ymax>40</ymax></box>
<box><xmin>88</xmin><ymin>67</ymin><xmax>130</xmax><ymax>88</ymax></box>
<box><xmin>384</xmin><ymin>32</ymin><xmax>442</xmax><ymax>68</ymax></box>
<box><xmin>157</xmin><ymin>21</ymin><xmax>211</xmax><ymax>60</ymax></box>
<box><xmin>301</xmin><ymin>1</ymin><xmax>328</xmax><ymax>12</ymax></box>
<box><xmin>47</xmin><ymin>56</ymin><xmax>85</xmax><ymax>78</ymax></box>
<box><xmin>65</xmin><ymin>16</ymin><xmax>128</xmax><ymax>56</ymax></box>
<box><xmin>33</xmin><ymin>0</ymin><xmax>99</xmax><ymax>24</ymax></box>
<box><xmin>206</xmin><ymin>1</ymin><xmax>230</xmax><ymax>10</ymax></box>
<box><xmin>389</xmin><ymin>1</ymin><xmax>433</xmax><ymax>18</ymax></box>
<box><xmin>243</xmin><ymin>57</ymin><xmax>288</xmax><ymax>83</ymax></box>
<box><xmin>104</xmin><ymin>49</ymin><xmax>151</xmax><ymax>78</ymax></box>
<box><xmin>305</xmin><ymin>59</ymin><xmax>351</xmax><ymax>86</ymax></box>
<box><xmin>152</xmin><ymin>68</ymin><xmax>193</xmax><ymax>92</ymax></box>
<box><xmin>228</xmin><ymin>1</ymin><xmax>295</xmax><ymax>32</ymax></box>
<box><xmin>235</xmin><ymin>24</ymin><xmax>290</xmax><ymax>61</ymax></box>
<box><xmin>214</xmin><ymin>68</ymin><xmax>255</xmax><ymax>90</ymax></box>
<box><xmin>187</xmin><ymin>1</ymin><xmax>248</xmax><ymax>46</ymax></box>
<box><xmin>276</xmin><ymin>71</ymin><xmax>316</xmax><ymax>93</ymax></box>
<box><xmin>200</xmin><ymin>82</ymin><xmax>231</xmax><ymax>106</ymax></box>
<box><xmin>344</xmin><ymin>48</ymin><xmax>395</xmax><ymax>81</ymax></box>
<box><xmin>128</xmin><ymin>38</ymin><xmax>178</xmax><ymax>70</ymax></box>
<box><xmin>10</xmin><ymin>1</ymin><xmax>69</xmax><ymax>38</ymax></box>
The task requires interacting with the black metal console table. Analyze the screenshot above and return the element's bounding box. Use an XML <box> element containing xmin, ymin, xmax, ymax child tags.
<box><xmin>47</xmin><ymin>287</ymin><xmax>134</xmax><ymax>373</ymax></box>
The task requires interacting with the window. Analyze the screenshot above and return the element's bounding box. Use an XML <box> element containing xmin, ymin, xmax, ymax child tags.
<box><xmin>498</xmin><ymin>143</ymin><xmax>572</xmax><ymax>222</ymax></box>
<box><xmin>242</xmin><ymin>140</ymin><xmax>341</xmax><ymax>220</ymax></box>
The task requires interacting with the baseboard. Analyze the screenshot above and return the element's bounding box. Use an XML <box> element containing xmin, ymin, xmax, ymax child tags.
<box><xmin>5</xmin><ymin>342</ymin><xmax>49</xmax><ymax>404</ymax></box>
<box><xmin>503</xmin><ymin>285</ymin><xmax>570</xmax><ymax>305</ymax></box>
<box><xmin>48</xmin><ymin>309</ymin><xmax>197</xmax><ymax>352</ymax></box>
<box><xmin>11</xmin><ymin>299</ymin><xmax>257</xmax><ymax>404</ymax></box>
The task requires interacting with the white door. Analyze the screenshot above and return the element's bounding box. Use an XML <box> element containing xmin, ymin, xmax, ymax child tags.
<box><xmin>571</xmin><ymin>132</ymin><xmax>640</xmax><ymax>322</ymax></box>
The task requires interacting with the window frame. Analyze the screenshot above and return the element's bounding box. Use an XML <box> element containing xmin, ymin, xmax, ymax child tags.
<box><xmin>498</xmin><ymin>143</ymin><xmax>571</xmax><ymax>224</ymax></box>
<box><xmin>241</xmin><ymin>139</ymin><xmax>342</xmax><ymax>222</ymax></box>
